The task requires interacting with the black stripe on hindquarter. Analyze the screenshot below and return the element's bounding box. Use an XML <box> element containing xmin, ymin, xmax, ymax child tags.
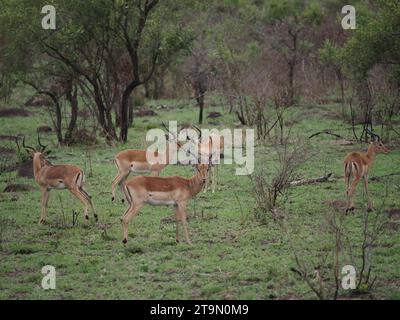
<box><xmin>75</xmin><ymin>173</ymin><xmax>81</xmax><ymax>186</ymax></box>
<box><xmin>352</xmin><ymin>162</ymin><xmax>359</xmax><ymax>175</ymax></box>
<box><xmin>126</xmin><ymin>185</ymin><xmax>133</xmax><ymax>204</ymax></box>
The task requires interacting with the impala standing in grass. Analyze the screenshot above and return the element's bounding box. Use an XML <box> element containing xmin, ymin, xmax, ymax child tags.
<box><xmin>121</xmin><ymin>154</ymin><xmax>212</xmax><ymax>245</ymax></box>
<box><xmin>25</xmin><ymin>135</ymin><xmax>97</xmax><ymax>224</ymax></box>
<box><xmin>344</xmin><ymin>130</ymin><xmax>390</xmax><ymax>213</ymax></box>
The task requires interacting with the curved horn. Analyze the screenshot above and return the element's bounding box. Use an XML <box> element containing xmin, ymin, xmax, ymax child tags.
<box><xmin>162</xmin><ymin>121</ymin><xmax>177</xmax><ymax>140</ymax></box>
<box><xmin>37</xmin><ymin>132</ymin><xmax>46</xmax><ymax>152</ymax></box>
<box><xmin>193</xmin><ymin>124</ymin><xmax>202</xmax><ymax>139</ymax></box>
<box><xmin>22</xmin><ymin>135</ymin><xmax>36</xmax><ymax>152</ymax></box>
<box><xmin>365</xmin><ymin>128</ymin><xmax>380</xmax><ymax>141</ymax></box>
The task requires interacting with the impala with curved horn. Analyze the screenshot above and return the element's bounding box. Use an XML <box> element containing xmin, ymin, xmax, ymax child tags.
<box><xmin>183</xmin><ymin>124</ymin><xmax>223</xmax><ymax>193</ymax></box>
<box><xmin>24</xmin><ymin>134</ymin><xmax>97</xmax><ymax>224</ymax></box>
<box><xmin>111</xmin><ymin>122</ymin><xmax>182</xmax><ymax>203</ymax></box>
<box><xmin>344</xmin><ymin>129</ymin><xmax>390</xmax><ymax>213</ymax></box>
<box><xmin>120</xmin><ymin>150</ymin><xmax>213</xmax><ymax>245</ymax></box>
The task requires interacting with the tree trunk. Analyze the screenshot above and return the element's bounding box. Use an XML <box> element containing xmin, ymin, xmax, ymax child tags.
<box><xmin>64</xmin><ymin>85</ymin><xmax>78</xmax><ymax>145</ymax></box>
<box><xmin>93</xmin><ymin>84</ymin><xmax>117</xmax><ymax>144</ymax></box>
<box><xmin>54</xmin><ymin>99</ymin><xmax>63</xmax><ymax>145</ymax></box>
<box><xmin>288</xmin><ymin>61</ymin><xmax>295</xmax><ymax>107</ymax></box>
<box><xmin>120</xmin><ymin>80</ymin><xmax>140</xmax><ymax>142</ymax></box>
<box><xmin>197</xmin><ymin>92</ymin><xmax>204</xmax><ymax>124</ymax></box>
<box><xmin>128</xmin><ymin>97</ymin><xmax>134</xmax><ymax>126</ymax></box>
<box><xmin>45</xmin><ymin>93</ymin><xmax>63</xmax><ymax>145</ymax></box>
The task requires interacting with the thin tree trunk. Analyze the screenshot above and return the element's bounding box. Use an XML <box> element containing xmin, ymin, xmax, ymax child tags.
<box><xmin>64</xmin><ymin>85</ymin><xmax>78</xmax><ymax>144</ymax></box>
<box><xmin>120</xmin><ymin>80</ymin><xmax>140</xmax><ymax>142</ymax></box>
<box><xmin>197</xmin><ymin>92</ymin><xmax>204</xmax><ymax>124</ymax></box>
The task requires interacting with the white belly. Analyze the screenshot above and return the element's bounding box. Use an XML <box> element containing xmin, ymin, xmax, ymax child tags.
<box><xmin>130</xmin><ymin>165</ymin><xmax>150</xmax><ymax>173</ymax></box>
<box><xmin>53</xmin><ymin>182</ymin><xmax>66</xmax><ymax>190</ymax></box>
<box><xmin>146</xmin><ymin>198</ymin><xmax>176</xmax><ymax>206</ymax></box>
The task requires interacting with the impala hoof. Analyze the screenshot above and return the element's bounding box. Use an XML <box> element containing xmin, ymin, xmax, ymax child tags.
<box><xmin>38</xmin><ymin>219</ymin><xmax>45</xmax><ymax>225</ymax></box>
<box><xmin>85</xmin><ymin>215</ymin><xmax>89</xmax><ymax>220</ymax></box>
<box><xmin>367</xmin><ymin>207</ymin><xmax>374</xmax><ymax>212</ymax></box>
<box><xmin>122</xmin><ymin>238</ymin><xmax>127</xmax><ymax>245</ymax></box>
<box><xmin>121</xmin><ymin>199</ymin><xmax>125</xmax><ymax>204</ymax></box>
<box><xmin>94</xmin><ymin>214</ymin><xmax>98</xmax><ymax>222</ymax></box>
<box><xmin>111</xmin><ymin>197</ymin><xmax>115</xmax><ymax>202</ymax></box>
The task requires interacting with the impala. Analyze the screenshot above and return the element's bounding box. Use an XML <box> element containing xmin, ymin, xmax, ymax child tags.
<box><xmin>121</xmin><ymin>157</ymin><xmax>212</xmax><ymax>245</ymax></box>
<box><xmin>182</xmin><ymin>125</ymin><xmax>223</xmax><ymax>193</ymax></box>
<box><xmin>344</xmin><ymin>130</ymin><xmax>390</xmax><ymax>213</ymax></box>
<box><xmin>111</xmin><ymin>123</ymin><xmax>182</xmax><ymax>202</ymax></box>
<box><xmin>24</xmin><ymin>136</ymin><xmax>97</xmax><ymax>224</ymax></box>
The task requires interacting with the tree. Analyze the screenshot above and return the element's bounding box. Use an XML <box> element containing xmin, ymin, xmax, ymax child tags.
<box><xmin>0</xmin><ymin>0</ymin><xmax>193</xmax><ymax>143</ymax></box>
<box><xmin>261</xmin><ymin>0</ymin><xmax>324</xmax><ymax>106</ymax></box>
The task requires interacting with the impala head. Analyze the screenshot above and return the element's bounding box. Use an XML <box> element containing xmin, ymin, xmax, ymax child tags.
<box><xmin>366</xmin><ymin>129</ymin><xmax>390</xmax><ymax>155</ymax></box>
<box><xmin>194</xmin><ymin>163</ymin><xmax>211</xmax><ymax>183</ymax></box>
<box><xmin>369</xmin><ymin>140</ymin><xmax>390</xmax><ymax>155</ymax></box>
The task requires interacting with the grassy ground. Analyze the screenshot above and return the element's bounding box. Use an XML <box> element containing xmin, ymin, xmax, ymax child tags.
<box><xmin>0</xmin><ymin>89</ymin><xmax>399</xmax><ymax>299</ymax></box>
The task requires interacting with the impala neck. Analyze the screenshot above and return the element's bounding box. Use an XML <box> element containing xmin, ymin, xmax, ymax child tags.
<box><xmin>32</xmin><ymin>153</ymin><xmax>51</xmax><ymax>179</ymax></box>
<box><xmin>188</xmin><ymin>172</ymin><xmax>205</xmax><ymax>197</ymax></box>
<box><xmin>366</xmin><ymin>144</ymin><xmax>377</xmax><ymax>164</ymax></box>
<box><xmin>164</xmin><ymin>142</ymin><xmax>181</xmax><ymax>164</ymax></box>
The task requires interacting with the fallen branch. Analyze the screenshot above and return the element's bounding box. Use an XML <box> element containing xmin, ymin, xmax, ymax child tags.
<box><xmin>370</xmin><ymin>172</ymin><xmax>400</xmax><ymax>181</ymax></box>
<box><xmin>308</xmin><ymin>130</ymin><xmax>346</xmax><ymax>140</ymax></box>
<box><xmin>290</xmin><ymin>173</ymin><xmax>333</xmax><ymax>186</ymax></box>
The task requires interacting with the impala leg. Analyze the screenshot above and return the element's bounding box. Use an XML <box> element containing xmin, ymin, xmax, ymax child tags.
<box><xmin>111</xmin><ymin>170</ymin><xmax>129</xmax><ymax>202</ymax></box>
<box><xmin>363</xmin><ymin>174</ymin><xmax>373</xmax><ymax>211</ymax></box>
<box><xmin>174</xmin><ymin>205</ymin><xmax>180</xmax><ymax>243</ymax></box>
<box><xmin>212</xmin><ymin>165</ymin><xmax>217</xmax><ymax>193</ymax></box>
<box><xmin>203</xmin><ymin>168</ymin><xmax>210</xmax><ymax>193</ymax></box>
<box><xmin>79</xmin><ymin>187</ymin><xmax>98</xmax><ymax>221</ymax></box>
<box><xmin>39</xmin><ymin>188</ymin><xmax>50</xmax><ymax>225</ymax></box>
<box><xmin>119</xmin><ymin>176</ymin><xmax>129</xmax><ymax>203</ymax></box>
<box><xmin>176</xmin><ymin>202</ymin><xmax>191</xmax><ymax>245</ymax></box>
<box><xmin>69</xmin><ymin>187</ymin><xmax>91</xmax><ymax>220</ymax></box>
<box><xmin>122</xmin><ymin>203</ymin><xmax>143</xmax><ymax>244</ymax></box>
<box><xmin>122</xmin><ymin>184</ymin><xmax>133</xmax><ymax>206</ymax></box>
<box><xmin>346</xmin><ymin>176</ymin><xmax>361</xmax><ymax>213</ymax></box>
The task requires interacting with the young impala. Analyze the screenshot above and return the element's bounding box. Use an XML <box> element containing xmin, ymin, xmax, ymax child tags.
<box><xmin>111</xmin><ymin>124</ymin><xmax>182</xmax><ymax>202</ymax></box>
<box><xmin>344</xmin><ymin>130</ymin><xmax>390</xmax><ymax>213</ymax></box>
<box><xmin>24</xmin><ymin>136</ymin><xmax>97</xmax><ymax>224</ymax></box>
<box><xmin>121</xmin><ymin>157</ymin><xmax>212</xmax><ymax>245</ymax></box>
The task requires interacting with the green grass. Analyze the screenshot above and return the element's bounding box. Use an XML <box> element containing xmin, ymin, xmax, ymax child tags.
<box><xmin>0</xmin><ymin>89</ymin><xmax>399</xmax><ymax>299</ymax></box>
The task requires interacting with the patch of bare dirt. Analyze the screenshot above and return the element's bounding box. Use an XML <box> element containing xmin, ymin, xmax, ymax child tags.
<box><xmin>17</xmin><ymin>160</ymin><xmax>33</xmax><ymax>178</ymax></box>
<box><xmin>156</xmin><ymin>104</ymin><xmax>176</xmax><ymax>110</ymax></box>
<box><xmin>24</xmin><ymin>95</ymin><xmax>52</xmax><ymax>107</ymax></box>
<box><xmin>0</xmin><ymin>108</ymin><xmax>31</xmax><ymax>117</ymax></box>
<box><xmin>3</xmin><ymin>184</ymin><xmax>35</xmax><ymax>192</ymax></box>
<box><xmin>385</xmin><ymin>208</ymin><xmax>400</xmax><ymax>219</ymax></box>
<box><xmin>0</xmin><ymin>147</ymin><xmax>15</xmax><ymax>156</ymax></box>
<box><xmin>385</xmin><ymin>208</ymin><xmax>400</xmax><ymax>231</ymax></box>
<box><xmin>207</xmin><ymin>111</ymin><xmax>222</xmax><ymax>119</ymax></box>
<box><xmin>134</xmin><ymin>109</ymin><xmax>158</xmax><ymax>117</ymax></box>
<box><xmin>0</xmin><ymin>135</ymin><xmax>17</xmax><ymax>141</ymax></box>
<box><xmin>37</xmin><ymin>125</ymin><xmax>52</xmax><ymax>133</ymax></box>
<box><xmin>71</xmin><ymin>129</ymin><xmax>97</xmax><ymax>145</ymax></box>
